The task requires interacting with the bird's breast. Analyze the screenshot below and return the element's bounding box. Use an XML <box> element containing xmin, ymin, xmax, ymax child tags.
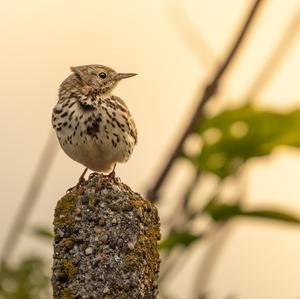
<box><xmin>52</xmin><ymin>97</ymin><xmax>136</xmax><ymax>171</ymax></box>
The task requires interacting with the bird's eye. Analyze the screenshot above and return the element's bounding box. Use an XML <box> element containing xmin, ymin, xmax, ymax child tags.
<box><xmin>99</xmin><ymin>72</ymin><xmax>107</xmax><ymax>79</ymax></box>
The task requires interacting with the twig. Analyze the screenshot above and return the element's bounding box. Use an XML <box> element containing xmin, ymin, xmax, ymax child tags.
<box><xmin>1</xmin><ymin>133</ymin><xmax>58</xmax><ymax>262</ymax></box>
<box><xmin>193</xmin><ymin>7</ymin><xmax>300</xmax><ymax>295</ymax></box>
<box><xmin>159</xmin><ymin>179</ymin><xmax>222</xmax><ymax>284</ymax></box>
<box><xmin>168</xmin><ymin>0</ymin><xmax>216</xmax><ymax>69</ymax></box>
<box><xmin>194</xmin><ymin>223</ymin><xmax>233</xmax><ymax>299</ymax></box>
<box><xmin>246</xmin><ymin>7</ymin><xmax>300</xmax><ymax>99</ymax></box>
<box><xmin>163</xmin><ymin>169</ymin><xmax>202</xmax><ymax>232</ymax></box>
<box><xmin>147</xmin><ymin>0</ymin><xmax>264</xmax><ymax>201</ymax></box>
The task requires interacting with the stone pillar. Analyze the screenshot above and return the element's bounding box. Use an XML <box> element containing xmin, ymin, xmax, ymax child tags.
<box><xmin>52</xmin><ymin>173</ymin><xmax>160</xmax><ymax>299</ymax></box>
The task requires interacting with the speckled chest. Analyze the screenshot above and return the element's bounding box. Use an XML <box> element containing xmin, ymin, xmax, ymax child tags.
<box><xmin>51</xmin><ymin>93</ymin><xmax>136</xmax><ymax>163</ymax></box>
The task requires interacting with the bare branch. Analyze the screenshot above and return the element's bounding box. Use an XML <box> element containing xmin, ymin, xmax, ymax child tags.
<box><xmin>246</xmin><ymin>7</ymin><xmax>300</xmax><ymax>99</ymax></box>
<box><xmin>147</xmin><ymin>0</ymin><xmax>265</xmax><ymax>201</ymax></box>
<box><xmin>1</xmin><ymin>133</ymin><xmax>58</xmax><ymax>262</ymax></box>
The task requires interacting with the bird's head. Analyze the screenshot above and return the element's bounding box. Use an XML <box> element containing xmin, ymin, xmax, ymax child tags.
<box><xmin>70</xmin><ymin>64</ymin><xmax>137</xmax><ymax>94</ymax></box>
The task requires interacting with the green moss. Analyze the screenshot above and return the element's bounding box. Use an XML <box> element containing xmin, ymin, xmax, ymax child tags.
<box><xmin>54</xmin><ymin>193</ymin><xmax>77</xmax><ymax>227</ymax></box>
<box><xmin>127</xmin><ymin>199</ymin><xmax>160</xmax><ymax>288</ymax></box>
<box><xmin>125</xmin><ymin>254</ymin><xmax>137</xmax><ymax>262</ymax></box>
<box><xmin>61</xmin><ymin>259</ymin><xmax>78</xmax><ymax>280</ymax></box>
<box><xmin>55</xmin><ymin>288</ymin><xmax>71</xmax><ymax>299</ymax></box>
<box><xmin>125</xmin><ymin>254</ymin><xmax>138</xmax><ymax>270</ymax></box>
<box><xmin>115</xmin><ymin>291</ymin><xmax>131</xmax><ymax>299</ymax></box>
<box><xmin>88</xmin><ymin>194</ymin><xmax>96</xmax><ymax>204</ymax></box>
<box><xmin>129</xmin><ymin>198</ymin><xmax>144</xmax><ymax>209</ymax></box>
<box><xmin>140</xmin><ymin>204</ymin><xmax>160</xmax><ymax>283</ymax></box>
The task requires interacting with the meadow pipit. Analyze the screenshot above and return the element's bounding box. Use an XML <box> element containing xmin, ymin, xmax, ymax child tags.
<box><xmin>52</xmin><ymin>65</ymin><xmax>137</xmax><ymax>184</ymax></box>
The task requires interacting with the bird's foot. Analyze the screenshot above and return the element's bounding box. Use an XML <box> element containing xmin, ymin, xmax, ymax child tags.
<box><xmin>66</xmin><ymin>178</ymin><xmax>86</xmax><ymax>193</ymax></box>
<box><xmin>107</xmin><ymin>169</ymin><xmax>115</xmax><ymax>180</ymax></box>
<box><xmin>104</xmin><ymin>164</ymin><xmax>118</xmax><ymax>183</ymax></box>
<box><xmin>66</xmin><ymin>168</ymin><xmax>88</xmax><ymax>193</ymax></box>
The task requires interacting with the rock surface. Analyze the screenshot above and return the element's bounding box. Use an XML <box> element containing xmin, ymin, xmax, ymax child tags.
<box><xmin>52</xmin><ymin>173</ymin><xmax>160</xmax><ymax>299</ymax></box>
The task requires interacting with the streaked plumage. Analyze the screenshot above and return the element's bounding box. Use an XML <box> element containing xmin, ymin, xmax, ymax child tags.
<box><xmin>52</xmin><ymin>64</ymin><xmax>137</xmax><ymax>174</ymax></box>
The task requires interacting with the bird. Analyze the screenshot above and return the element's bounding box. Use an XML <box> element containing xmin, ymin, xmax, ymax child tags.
<box><xmin>51</xmin><ymin>64</ymin><xmax>138</xmax><ymax>186</ymax></box>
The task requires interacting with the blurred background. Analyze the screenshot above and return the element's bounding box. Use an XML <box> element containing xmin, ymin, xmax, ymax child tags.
<box><xmin>1</xmin><ymin>0</ymin><xmax>300</xmax><ymax>298</ymax></box>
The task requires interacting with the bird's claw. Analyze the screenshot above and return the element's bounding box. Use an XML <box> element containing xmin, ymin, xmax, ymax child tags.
<box><xmin>105</xmin><ymin>164</ymin><xmax>118</xmax><ymax>183</ymax></box>
<box><xmin>66</xmin><ymin>177</ymin><xmax>86</xmax><ymax>193</ymax></box>
<box><xmin>66</xmin><ymin>168</ymin><xmax>88</xmax><ymax>193</ymax></box>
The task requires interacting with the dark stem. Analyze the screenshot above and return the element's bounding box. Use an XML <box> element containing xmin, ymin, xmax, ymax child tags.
<box><xmin>1</xmin><ymin>133</ymin><xmax>58</xmax><ymax>262</ymax></box>
<box><xmin>246</xmin><ymin>7</ymin><xmax>300</xmax><ymax>99</ymax></box>
<box><xmin>146</xmin><ymin>0</ymin><xmax>264</xmax><ymax>201</ymax></box>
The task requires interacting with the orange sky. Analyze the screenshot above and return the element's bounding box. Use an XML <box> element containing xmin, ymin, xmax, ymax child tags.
<box><xmin>1</xmin><ymin>1</ymin><xmax>300</xmax><ymax>298</ymax></box>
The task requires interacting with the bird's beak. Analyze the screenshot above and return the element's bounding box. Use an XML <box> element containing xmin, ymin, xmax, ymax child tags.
<box><xmin>115</xmin><ymin>73</ymin><xmax>137</xmax><ymax>80</ymax></box>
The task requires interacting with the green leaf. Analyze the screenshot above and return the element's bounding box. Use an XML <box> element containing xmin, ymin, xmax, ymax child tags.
<box><xmin>185</xmin><ymin>104</ymin><xmax>300</xmax><ymax>178</ymax></box>
<box><xmin>31</xmin><ymin>226</ymin><xmax>53</xmax><ymax>240</ymax></box>
<box><xmin>242</xmin><ymin>209</ymin><xmax>300</xmax><ymax>224</ymax></box>
<box><xmin>204</xmin><ymin>201</ymin><xmax>242</xmax><ymax>221</ymax></box>
<box><xmin>0</xmin><ymin>257</ymin><xmax>50</xmax><ymax>299</ymax></box>
<box><xmin>158</xmin><ymin>230</ymin><xmax>202</xmax><ymax>251</ymax></box>
<box><xmin>204</xmin><ymin>201</ymin><xmax>300</xmax><ymax>224</ymax></box>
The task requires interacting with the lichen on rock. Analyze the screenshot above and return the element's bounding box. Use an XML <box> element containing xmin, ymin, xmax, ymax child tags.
<box><xmin>52</xmin><ymin>173</ymin><xmax>160</xmax><ymax>299</ymax></box>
